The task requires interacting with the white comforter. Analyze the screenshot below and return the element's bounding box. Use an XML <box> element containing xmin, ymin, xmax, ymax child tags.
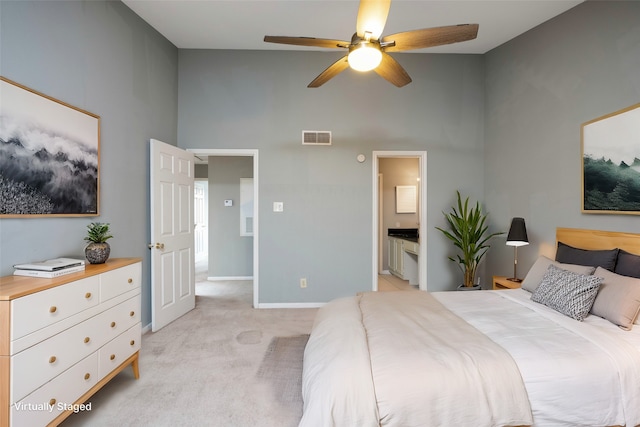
<box><xmin>300</xmin><ymin>289</ymin><xmax>640</xmax><ymax>427</ymax></box>
<box><xmin>436</xmin><ymin>289</ymin><xmax>640</xmax><ymax>426</ymax></box>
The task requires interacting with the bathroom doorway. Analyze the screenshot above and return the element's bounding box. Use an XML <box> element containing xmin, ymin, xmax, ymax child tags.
<box><xmin>372</xmin><ymin>151</ymin><xmax>427</xmax><ymax>291</ymax></box>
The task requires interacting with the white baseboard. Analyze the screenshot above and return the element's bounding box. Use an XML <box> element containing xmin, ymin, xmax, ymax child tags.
<box><xmin>207</xmin><ymin>276</ymin><xmax>253</xmax><ymax>281</ymax></box>
<box><xmin>142</xmin><ymin>323</ymin><xmax>152</xmax><ymax>334</ymax></box>
<box><xmin>380</xmin><ymin>270</ymin><xmax>391</xmax><ymax>275</ymax></box>
<box><xmin>257</xmin><ymin>302</ymin><xmax>325</xmax><ymax>309</ymax></box>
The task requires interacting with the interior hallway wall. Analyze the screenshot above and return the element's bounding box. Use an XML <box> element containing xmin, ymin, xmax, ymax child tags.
<box><xmin>208</xmin><ymin>156</ymin><xmax>254</xmax><ymax>278</ymax></box>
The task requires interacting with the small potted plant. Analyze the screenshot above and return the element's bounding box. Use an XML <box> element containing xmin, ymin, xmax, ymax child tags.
<box><xmin>84</xmin><ymin>222</ymin><xmax>113</xmax><ymax>264</ymax></box>
<box><xmin>435</xmin><ymin>191</ymin><xmax>503</xmax><ymax>290</ymax></box>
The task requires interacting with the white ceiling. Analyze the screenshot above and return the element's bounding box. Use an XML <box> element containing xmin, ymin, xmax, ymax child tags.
<box><xmin>122</xmin><ymin>0</ymin><xmax>583</xmax><ymax>54</ymax></box>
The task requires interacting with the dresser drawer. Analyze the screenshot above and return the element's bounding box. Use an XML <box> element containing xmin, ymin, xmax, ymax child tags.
<box><xmin>11</xmin><ymin>294</ymin><xmax>141</xmax><ymax>402</ymax></box>
<box><xmin>11</xmin><ymin>276</ymin><xmax>100</xmax><ymax>340</ymax></box>
<box><xmin>11</xmin><ymin>353</ymin><xmax>98</xmax><ymax>427</ymax></box>
<box><xmin>100</xmin><ymin>262</ymin><xmax>141</xmax><ymax>302</ymax></box>
<box><xmin>98</xmin><ymin>323</ymin><xmax>141</xmax><ymax>379</ymax></box>
<box><xmin>92</xmin><ymin>294</ymin><xmax>141</xmax><ymax>352</ymax></box>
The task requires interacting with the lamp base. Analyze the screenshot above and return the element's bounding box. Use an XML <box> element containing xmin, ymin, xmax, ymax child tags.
<box><xmin>507</xmin><ymin>277</ymin><xmax>523</xmax><ymax>283</ymax></box>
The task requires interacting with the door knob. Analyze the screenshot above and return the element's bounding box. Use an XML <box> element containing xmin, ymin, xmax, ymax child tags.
<box><xmin>148</xmin><ymin>243</ymin><xmax>165</xmax><ymax>249</ymax></box>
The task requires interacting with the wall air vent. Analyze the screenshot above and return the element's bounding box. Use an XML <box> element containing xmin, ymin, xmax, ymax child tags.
<box><xmin>302</xmin><ymin>131</ymin><xmax>332</xmax><ymax>146</ymax></box>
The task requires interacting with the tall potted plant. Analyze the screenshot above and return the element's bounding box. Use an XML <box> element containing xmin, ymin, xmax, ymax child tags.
<box><xmin>436</xmin><ymin>191</ymin><xmax>504</xmax><ymax>289</ymax></box>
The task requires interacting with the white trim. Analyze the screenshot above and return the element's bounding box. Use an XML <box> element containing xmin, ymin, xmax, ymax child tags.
<box><xmin>187</xmin><ymin>148</ymin><xmax>260</xmax><ymax>308</ymax></box>
<box><xmin>189</xmin><ymin>148</ymin><xmax>258</xmax><ymax>156</ymax></box>
<box><xmin>207</xmin><ymin>276</ymin><xmax>253</xmax><ymax>281</ymax></box>
<box><xmin>257</xmin><ymin>302</ymin><xmax>326</xmax><ymax>309</ymax></box>
<box><xmin>373</xmin><ymin>151</ymin><xmax>428</xmax><ymax>291</ymax></box>
<box><xmin>141</xmin><ymin>323</ymin><xmax>152</xmax><ymax>335</ymax></box>
<box><xmin>378</xmin><ymin>173</ymin><xmax>383</xmax><ymax>274</ymax></box>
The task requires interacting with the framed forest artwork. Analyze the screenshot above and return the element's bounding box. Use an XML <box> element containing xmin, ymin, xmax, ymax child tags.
<box><xmin>0</xmin><ymin>77</ymin><xmax>100</xmax><ymax>217</ymax></box>
<box><xmin>582</xmin><ymin>103</ymin><xmax>640</xmax><ymax>215</ymax></box>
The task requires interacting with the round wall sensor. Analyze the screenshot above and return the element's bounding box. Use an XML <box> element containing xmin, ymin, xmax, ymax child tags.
<box><xmin>357</xmin><ymin>154</ymin><xmax>366</xmax><ymax>163</ymax></box>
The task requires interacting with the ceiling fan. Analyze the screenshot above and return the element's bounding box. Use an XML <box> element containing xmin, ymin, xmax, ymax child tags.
<box><xmin>264</xmin><ymin>0</ymin><xmax>478</xmax><ymax>88</ymax></box>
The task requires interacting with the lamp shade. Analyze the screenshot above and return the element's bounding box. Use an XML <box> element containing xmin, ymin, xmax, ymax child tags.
<box><xmin>506</xmin><ymin>217</ymin><xmax>529</xmax><ymax>247</ymax></box>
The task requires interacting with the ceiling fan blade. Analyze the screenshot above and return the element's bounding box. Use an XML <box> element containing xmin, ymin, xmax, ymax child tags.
<box><xmin>264</xmin><ymin>36</ymin><xmax>349</xmax><ymax>49</ymax></box>
<box><xmin>374</xmin><ymin>52</ymin><xmax>412</xmax><ymax>87</ymax></box>
<box><xmin>308</xmin><ymin>56</ymin><xmax>350</xmax><ymax>88</ymax></box>
<box><xmin>356</xmin><ymin>0</ymin><xmax>391</xmax><ymax>40</ymax></box>
<box><xmin>382</xmin><ymin>24</ymin><xmax>479</xmax><ymax>52</ymax></box>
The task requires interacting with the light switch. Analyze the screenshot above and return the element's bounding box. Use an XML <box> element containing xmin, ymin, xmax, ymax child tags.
<box><xmin>273</xmin><ymin>202</ymin><xmax>284</xmax><ymax>212</ymax></box>
<box><xmin>224</xmin><ymin>199</ymin><xmax>233</xmax><ymax>207</ymax></box>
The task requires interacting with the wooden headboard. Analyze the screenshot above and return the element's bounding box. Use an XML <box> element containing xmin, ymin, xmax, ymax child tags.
<box><xmin>556</xmin><ymin>228</ymin><xmax>640</xmax><ymax>256</ymax></box>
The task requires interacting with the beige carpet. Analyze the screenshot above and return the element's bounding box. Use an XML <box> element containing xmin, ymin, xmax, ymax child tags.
<box><xmin>60</xmin><ymin>280</ymin><xmax>317</xmax><ymax>427</ymax></box>
<box><xmin>257</xmin><ymin>335</ymin><xmax>309</xmax><ymax>413</ymax></box>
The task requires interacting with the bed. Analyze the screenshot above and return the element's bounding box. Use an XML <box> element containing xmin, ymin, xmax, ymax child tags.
<box><xmin>300</xmin><ymin>228</ymin><xmax>640</xmax><ymax>427</ymax></box>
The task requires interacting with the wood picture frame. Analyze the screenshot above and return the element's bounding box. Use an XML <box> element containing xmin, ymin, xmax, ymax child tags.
<box><xmin>581</xmin><ymin>103</ymin><xmax>640</xmax><ymax>215</ymax></box>
<box><xmin>0</xmin><ymin>77</ymin><xmax>100</xmax><ymax>217</ymax></box>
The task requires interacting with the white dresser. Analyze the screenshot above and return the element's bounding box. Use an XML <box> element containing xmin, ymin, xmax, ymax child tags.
<box><xmin>0</xmin><ymin>258</ymin><xmax>142</xmax><ymax>427</ymax></box>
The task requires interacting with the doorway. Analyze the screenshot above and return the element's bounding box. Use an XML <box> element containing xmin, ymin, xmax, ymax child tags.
<box><xmin>194</xmin><ymin>180</ymin><xmax>209</xmax><ymax>261</ymax></box>
<box><xmin>372</xmin><ymin>151</ymin><xmax>427</xmax><ymax>291</ymax></box>
<box><xmin>188</xmin><ymin>149</ymin><xmax>259</xmax><ymax>308</ymax></box>
<box><xmin>194</xmin><ymin>179</ymin><xmax>209</xmax><ymax>283</ymax></box>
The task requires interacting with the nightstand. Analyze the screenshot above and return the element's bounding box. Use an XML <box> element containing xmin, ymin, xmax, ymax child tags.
<box><xmin>492</xmin><ymin>275</ymin><xmax>522</xmax><ymax>290</ymax></box>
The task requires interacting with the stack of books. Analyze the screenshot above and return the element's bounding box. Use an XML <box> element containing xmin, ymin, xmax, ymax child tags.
<box><xmin>13</xmin><ymin>258</ymin><xmax>86</xmax><ymax>278</ymax></box>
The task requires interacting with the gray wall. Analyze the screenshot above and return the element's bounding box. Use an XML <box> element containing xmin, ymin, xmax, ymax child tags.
<box><xmin>0</xmin><ymin>1</ymin><xmax>178</xmax><ymax>326</ymax></box>
<box><xmin>4</xmin><ymin>1</ymin><xmax>632</xmax><ymax>307</ymax></box>
<box><xmin>484</xmin><ymin>1</ymin><xmax>640</xmax><ymax>284</ymax></box>
<box><xmin>178</xmin><ymin>50</ymin><xmax>486</xmax><ymax>302</ymax></box>
<box><xmin>207</xmin><ymin>156</ymin><xmax>253</xmax><ymax>278</ymax></box>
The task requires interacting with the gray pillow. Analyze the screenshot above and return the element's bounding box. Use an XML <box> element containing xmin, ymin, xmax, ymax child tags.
<box><xmin>522</xmin><ymin>255</ymin><xmax>596</xmax><ymax>293</ymax></box>
<box><xmin>555</xmin><ymin>241</ymin><xmax>619</xmax><ymax>271</ymax></box>
<box><xmin>591</xmin><ymin>267</ymin><xmax>640</xmax><ymax>330</ymax></box>
<box><xmin>614</xmin><ymin>249</ymin><xmax>640</xmax><ymax>279</ymax></box>
<box><xmin>531</xmin><ymin>264</ymin><xmax>603</xmax><ymax>321</ymax></box>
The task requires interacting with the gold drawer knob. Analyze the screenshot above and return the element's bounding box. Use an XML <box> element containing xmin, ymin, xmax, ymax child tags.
<box><xmin>110</xmin><ymin>354</ymin><xmax>116</xmax><ymax>361</ymax></box>
<box><xmin>49</xmin><ymin>306</ymin><xmax>57</xmax><ymax>313</ymax></box>
<box><xmin>128</xmin><ymin>278</ymin><xmax>133</xmax><ymax>284</ymax></box>
<box><xmin>130</xmin><ymin>340</ymin><xmax>135</xmax><ymax>346</ymax></box>
<box><xmin>84</xmin><ymin>373</ymin><xmax>91</xmax><ymax>380</ymax></box>
<box><xmin>85</xmin><ymin>292</ymin><xmax>92</xmax><ymax>299</ymax></box>
<box><xmin>49</xmin><ymin>398</ymin><xmax>56</xmax><ymax>406</ymax></box>
<box><xmin>110</xmin><ymin>321</ymin><xmax>116</xmax><ymax>328</ymax></box>
<box><xmin>84</xmin><ymin>337</ymin><xmax>91</xmax><ymax>344</ymax></box>
<box><xmin>130</xmin><ymin>311</ymin><xmax>135</xmax><ymax>317</ymax></box>
<box><xmin>49</xmin><ymin>356</ymin><xmax>57</xmax><ymax>364</ymax></box>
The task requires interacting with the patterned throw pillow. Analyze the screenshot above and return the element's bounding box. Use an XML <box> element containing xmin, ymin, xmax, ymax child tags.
<box><xmin>531</xmin><ymin>264</ymin><xmax>604</xmax><ymax>321</ymax></box>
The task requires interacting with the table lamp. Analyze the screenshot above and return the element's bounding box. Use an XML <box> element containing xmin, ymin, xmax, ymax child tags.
<box><xmin>506</xmin><ymin>217</ymin><xmax>529</xmax><ymax>282</ymax></box>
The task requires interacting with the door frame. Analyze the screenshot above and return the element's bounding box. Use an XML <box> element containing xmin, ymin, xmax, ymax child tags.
<box><xmin>372</xmin><ymin>151</ymin><xmax>427</xmax><ymax>291</ymax></box>
<box><xmin>187</xmin><ymin>148</ymin><xmax>259</xmax><ymax>308</ymax></box>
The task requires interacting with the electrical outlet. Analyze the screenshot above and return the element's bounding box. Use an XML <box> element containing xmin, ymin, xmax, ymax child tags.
<box><xmin>300</xmin><ymin>278</ymin><xmax>307</xmax><ymax>288</ymax></box>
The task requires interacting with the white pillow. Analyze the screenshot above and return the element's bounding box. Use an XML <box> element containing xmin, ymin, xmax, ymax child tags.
<box><xmin>522</xmin><ymin>255</ymin><xmax>596</xmax><ymax>293</ymax></box>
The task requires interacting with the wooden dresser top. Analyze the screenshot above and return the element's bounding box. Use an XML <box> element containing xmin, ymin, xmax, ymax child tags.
<box><xmin>0</xmin><ymin>258</ymin><xmax>142</xmax><ymax>300</ymax></box>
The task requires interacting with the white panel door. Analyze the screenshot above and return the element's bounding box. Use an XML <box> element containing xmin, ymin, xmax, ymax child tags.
<box><xmin>150</xmin><ymin>139</ymin><xmax>195</xmax><ymax>332</ymax></box>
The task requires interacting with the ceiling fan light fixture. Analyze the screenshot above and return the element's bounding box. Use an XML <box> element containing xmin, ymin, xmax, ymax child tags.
<box><xmin>348</xmin><ymin>43</ymin><xmax>382</xmax><ymax>72</ymax></box>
